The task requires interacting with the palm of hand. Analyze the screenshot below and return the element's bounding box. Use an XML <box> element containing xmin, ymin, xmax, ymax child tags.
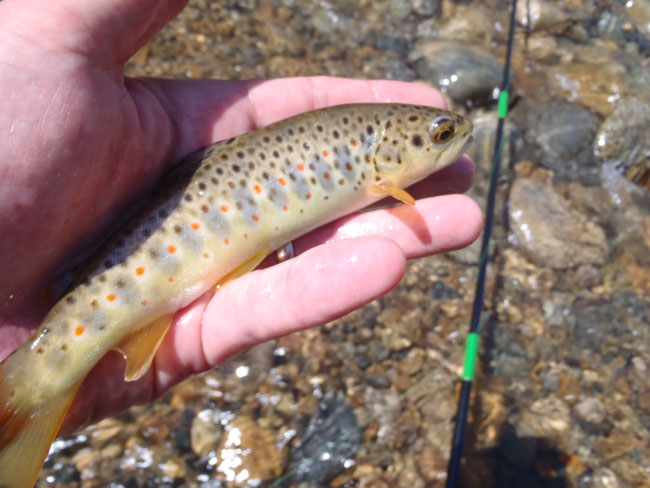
<box><xmin>0</xmin><ymin>0</ymin><xmax>481</xmax><ymax>432</ymax></box>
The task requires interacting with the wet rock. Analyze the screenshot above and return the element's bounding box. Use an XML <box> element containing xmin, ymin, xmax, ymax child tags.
<box><xmin>594</xmin><ymin>97</ymin><xmax>650</xmax><ymax>188</ymax></box>
<box><xmin>508</xmin><ymin>178</ymin><xmax>608</xmax><ymax>268</ymax></box>
<box><xmin>415</xmin><ymin>444</ymin><xmax>447</xmax><ymax>482</ymax></box>
<box><xmin>467</xmin><ymin>110</ymin><xmax>523</xmax><ymax>173</ymax></box>
<box><xmin>190</xmin><ymin>409</ymin><xmax>224</xmax><ymax>457</ymax></box>
<box><xmin>574</xmin><ymin>397</ymin><xmax>607</xmax><ymax>425</ymax></box>
<box><xmin>516</xmin><ymin>0</ymin><xmax>592</xmax><ymax>32</ymax></box>
<box><xmin>410</xmin><ymin>41</ymin><xmax>503</xmax><ymax>105</ymax></box>
<box><xmin>594</xmin><ymin>426</ymin><xmax>646</xmax><ymax>459</ymax></box>
<box><xmin>519</xmin><ymin>397</ymin><xmax>571</xmax><ymax>440</ymax></box>
<box><xmin>625</xmin><ymin>0</ymin><xmax>650</xmax><ymax>36</ymax></box>
<box><xmin>549</xmin><ymin>62</ymin><xmax>626</xmax><ymax>115</ymax></box>
<box><xmin>289</xmin><ymin>392</ymin><xmax>361</xmax><ymax>484</ymax></box>
<box><xmin>575</xmin><ymin>264</ymin><xmax>602</xmax><ymax>288</ymax></box>
<box><xmin>216</xmin><ymin>415</ymin><xmax>285</xmax><ymax>485</ymax></box>
<box><xmin>517</xmin><ymin>102</ymin><xmax>599</xmax><ymax>183</ymax></box>
<box><xmin>160</xmin><ymin>456</ymin><xmax>186</xmax><ymax>479</ymax></box>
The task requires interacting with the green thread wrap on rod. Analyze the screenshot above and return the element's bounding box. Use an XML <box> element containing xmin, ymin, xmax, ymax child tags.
<box><xmin>497</xmin><ymin>89</ymin><xmax>510</xmax><ymax>118</ymax></box>
<box><xmin>461</xmin><ymin>332</ymin><xmax>480</xmax><ymax>381</ymax></box>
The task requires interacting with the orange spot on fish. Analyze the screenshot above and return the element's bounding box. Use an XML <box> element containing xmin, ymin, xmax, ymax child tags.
<box><xmin>224</xmin><ymin>238</ymin><xmax>230</xmax><ymax>245</ymax></box>
<box><xmin>253</xmin><ymin>214</ymin><xmax>260</xmax><ymax>222</ymax></box>
<box><xmin>279</xmin><ymin>177</ymin><xmax>286</xmax><ymax>186</ymax></box>
<box><xmin>75</xmin><ymin>325</ymin><xmax>85</xmax><ymax>336</ymax></box>
<box><xmin>322</xmin><ymin>150</ymin><xmax>329</xmax><ymax>157</ymax></box>
<box><xmin>297</xmin><ymin>163</ymin><xmax>305</xmax><ymax>171</ymax></box>
<box><xmin>10</xmin><ymin>390</ymin><xmax>15</xmax><ymax>397</ymax></box>
<box><xmin>244</xmin><ymin>233</ymin><xmax>249</xmax><ymax>239</ymax></box>
<box><xmin>136</xmin><ymin>267</ymin><xmax>145</xmax><ymax>276</ymax></box>
<box><xmin>192</xmin><ymin>222</ymin><xmax>200</xmax><ymax>230</ymax></box>
<box><xmin>168</xmin><ymin>277</ymin><xmax>174</xmax><ymax>282</ymax></box>
<box><xmin>203</xmin><ymin>252</ymin><xmax>210</xmax><ymax>258</ymax></box>
<box><xmin>220</xmin><ymin>205</ymin><xmax>229</xmax><ymax>213</ymax></box>
<box><xmin>254</xmin><ymin>185</ymin><xmax>262</xmax><ymax>194</ymax></box>
<box><xmin>167</xmin><ymin>245</ymin><xmax>176</xmax><ymax>254</ymax></box>
<box><xmin>141</xmin><ymin>299</ymin><xmax>148</xmax><ymax>306</ymax></box>
<box><xmin>351</xmin><ymin>139</ymin><xmax>358</xmax><ymax>146</ymax></box>
<box><xmin>283</xmin><ymin>205</ymin><xmax>288</xmax><ymax>211</ymax></box>
<box><xmin>306</xmin><ymin>193</ymin><xmax>311</xmax><ymax>199</ymax></box>
<box><xmin>106</xmin><ymin>294</ymin><xmax>116</xmax><ymax>302</ymax></box>
<box><xmin>324</xmin><ymin>172</ymin><xmax>331</xmax><ymax>179</ymax></box>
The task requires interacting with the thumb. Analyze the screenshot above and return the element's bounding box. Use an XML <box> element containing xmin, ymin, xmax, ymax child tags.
<box><xmin>1</xmin><ymin>0</ymin><xmax>188</xmax><ymax>64</ymax></box>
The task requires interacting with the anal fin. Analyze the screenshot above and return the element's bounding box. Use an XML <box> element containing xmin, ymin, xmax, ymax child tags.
<box><xmin>115</xmin><ymin>314</ymin><xmax>174</xmax><ymax>382</ymax></box>
<box><xmin>214</xmin><ymin>249</ymin><xmax>269</xmax><ymax>290</ymax></box>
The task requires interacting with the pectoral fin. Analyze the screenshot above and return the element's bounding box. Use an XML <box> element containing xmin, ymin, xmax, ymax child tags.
<box><xmin>368</xmin><ymin>178</ymin><xmax>416</xmax><ymax>206</ymax></box>
<box><xmin>115</xmin><ymin>314</ymin><xmax>174</xmax><ymax>382</ymax></box>
<box><xmin>213</xmin><ymin>249</ymin><xmax>269</xmax><ymax>290</ymax></box>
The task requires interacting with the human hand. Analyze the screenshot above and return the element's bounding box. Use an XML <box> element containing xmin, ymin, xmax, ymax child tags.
<box><xmin>0</xmin><ymin>0</ymin><xmax>482</xmax><ymax>433</ymax></box>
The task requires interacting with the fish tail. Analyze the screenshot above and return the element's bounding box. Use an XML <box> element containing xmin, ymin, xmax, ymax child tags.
<box><xmin>0</xmin><ymin>362</ymin><xmax>78</xmax><ymax>488</ymax></box>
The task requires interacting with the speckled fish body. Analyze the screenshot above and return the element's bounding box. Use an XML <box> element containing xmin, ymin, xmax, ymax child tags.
<box><xmin>0</xmin><ymin>104</ymin><xmax>472</xmax><ymax>486</ymax></box>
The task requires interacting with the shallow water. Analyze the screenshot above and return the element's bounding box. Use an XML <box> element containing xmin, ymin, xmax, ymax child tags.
<box><xmin>39</xmin><ymin>1</ymin><xmax>650</xmax><ymax>487</ymax></box>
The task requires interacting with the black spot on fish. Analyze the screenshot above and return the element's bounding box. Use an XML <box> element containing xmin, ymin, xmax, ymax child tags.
<box><xmin>262</xmin><ymin>172</ymin><xmax>270</xmax><ymax>180</ymax></box>
<box><xmin>65</xmin><ymin>296</ymin><xmax>75</xmax><ymax>304</ymax></box>
<box><xmin>211</xmin><ymin>177</ymin><xmax>219</xmax><ymax>185</ymax></box>
<box><xmin>247</xmin><ymin>148</ymin><xmax>254</xmax><ymax>155</ymax></box>
<box><xmin>174</xmin><ymin>225</ymin><xmax>182</xmax><ymax>234</ymax></box>
<box><xmin>332</xmin><ymin>130</ymin><xmax>340</xmax><ymax>139</ymax></box>
<box><xmin>201</xmin><ymin>204</ymin><xmax>209</xmax><ymax>213</ymax></box>
<box><xmin>316</xmin><ymin>125</ymin><xmax>324</xmax><ymax>132</ymax></box>
<box><xmin>221</xmin><ymin>153</ymin><xmax>228</xmax><ymax>160</ymax></box>
<box><xmin>366</xmin><ymin>125</ymin><xmax>374</xmax><ymax>135</ymax></box>
<box><xmin>198</xmin><ymin>182</ymin><xmax>207</xmax><ymax>191</ymax></box>
<box><xmin>236</xmin><ymin>151</ymin><xmax>244</xmax><ymax>159</ymax></box>
<box><xmin>184</xmin><ymin>194</ymin><xmax>193</xmax><ymax>202</ymax></box>
<box><xmin>288</xmin><ymin>128</ymin><xmax>295</xmax><ymax>136</ymax></box>
<box><xmin>263</xmin><ymin>136</ymin><xmax>270</xmax><ymax>143</ymax></box>
<box><xmin>408</xmin><ymin>115</ymin><xmax>418</xmax><ymax>122</ymax></box>
<box><xmin>232</xmin><ymin>164</ymin><xmax>241</xmax><ymax>172</ymax></box>
<box><xmin>412</xmin><ymin>134</ymin><xmax>423</xmax><ymax>147</ymax></box>
<box><xmin>259</xmin><ymin>153</ymin><xmax>266</xmax><ymax>160</ymax></box>
<box><xmin>150</xmin><ymin>249</ymin><xmax>159</xmax><ymax>259</ymax></box>
<box><xmin>342</xmin><ymin>116</ymin><xmax>349</xmax><ymax>125</ymax></box>
<box><xmin>116</xmin><ymin>279</ymin><xmax>125</xmax><ymax>289</ymax></box>
<box><xmin>303</xmin><ymin>142</ymin><xmax>310</xmax><ymax>150</ymax></box>
<box><xmin>273</xmin><ymin>150</ymin><xmax>280</xmax><ymax>158</ymax></box>
<box><xmin>217</xmin><ymin>168</ymin><xmax>224</xmax><ymax>175</ymax></box>
<box><xmin>299</xmin><ymin>126</ymin><xmax>305</xmax><ymax>133</ymax></box>
<box><xmin>276</xmin><ymin>135</ymin><xmax>283</xmax><ymax>143</ymax></box>
<box><xmin>287</xmin><ymin>145</ymin><xmax>293</xmax><ymax>152</ymax></box>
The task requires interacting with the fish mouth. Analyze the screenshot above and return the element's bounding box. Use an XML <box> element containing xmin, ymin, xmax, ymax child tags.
<box><xmin>460</xmin><ymin>134</ymin><xmax>474</xmax><ymax>154</ymax></box>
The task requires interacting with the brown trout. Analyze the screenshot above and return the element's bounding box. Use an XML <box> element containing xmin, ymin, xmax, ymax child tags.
<box><xmin>0</xmin><ymin>104</ymin><xmax>472</xmax><ymax>486</ymax></box>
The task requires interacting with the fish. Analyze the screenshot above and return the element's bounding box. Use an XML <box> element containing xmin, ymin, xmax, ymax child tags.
<box><xmin>0</xmin><ymin>103</ymin><xmax>472</xmax><ymax>486</ymax></box>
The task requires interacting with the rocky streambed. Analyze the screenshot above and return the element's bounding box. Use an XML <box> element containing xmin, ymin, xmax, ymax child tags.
<box><xmin>39</xmin><ymin>1</ymin><xmax>650</xmax><ymax>487</ymax></box>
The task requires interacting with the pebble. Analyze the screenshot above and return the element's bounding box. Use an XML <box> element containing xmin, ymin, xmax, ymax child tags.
<box><xmin>190</xmin><ymin>409</ymin><xmax>223</xmax><ymax>457</ymax></box>
<box><xmin>416</xmin><ymin>444</ymin><xmax>448</xmax><ymax>482</ymax></box>
<box><xmin>574</xmin><ymin>397</ymin><xmax>607</xmax><ymax>425</ymax></box>
<box><xmin>216</xmin><ymin>415</ymin><xmax>285</xmax><ymax>485</ymax></box>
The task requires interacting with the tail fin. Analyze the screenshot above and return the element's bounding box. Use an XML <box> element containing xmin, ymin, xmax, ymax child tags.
<box><xmin>0</xmin><ymin>366</ymin><xmax>78</xmax><ymax>488</ymax></box>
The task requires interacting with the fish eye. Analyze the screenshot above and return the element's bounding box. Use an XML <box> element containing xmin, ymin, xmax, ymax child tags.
<box><xmin>430</xmin><ymin>117</ymin><xmax>456</xmax><ymax>144</ymax></box>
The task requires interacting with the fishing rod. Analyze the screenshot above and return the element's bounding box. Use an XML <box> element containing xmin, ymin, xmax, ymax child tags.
<box><xmin>445</xmin><ymin>0</ymin><xmax>518</xmax><ymax>486</ymax></box>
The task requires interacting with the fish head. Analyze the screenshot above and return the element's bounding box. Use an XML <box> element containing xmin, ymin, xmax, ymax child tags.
<box><xmin>374</xmin><ymin>107</ymin><xmax>473</xmax><ymax>188</ymax></box>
